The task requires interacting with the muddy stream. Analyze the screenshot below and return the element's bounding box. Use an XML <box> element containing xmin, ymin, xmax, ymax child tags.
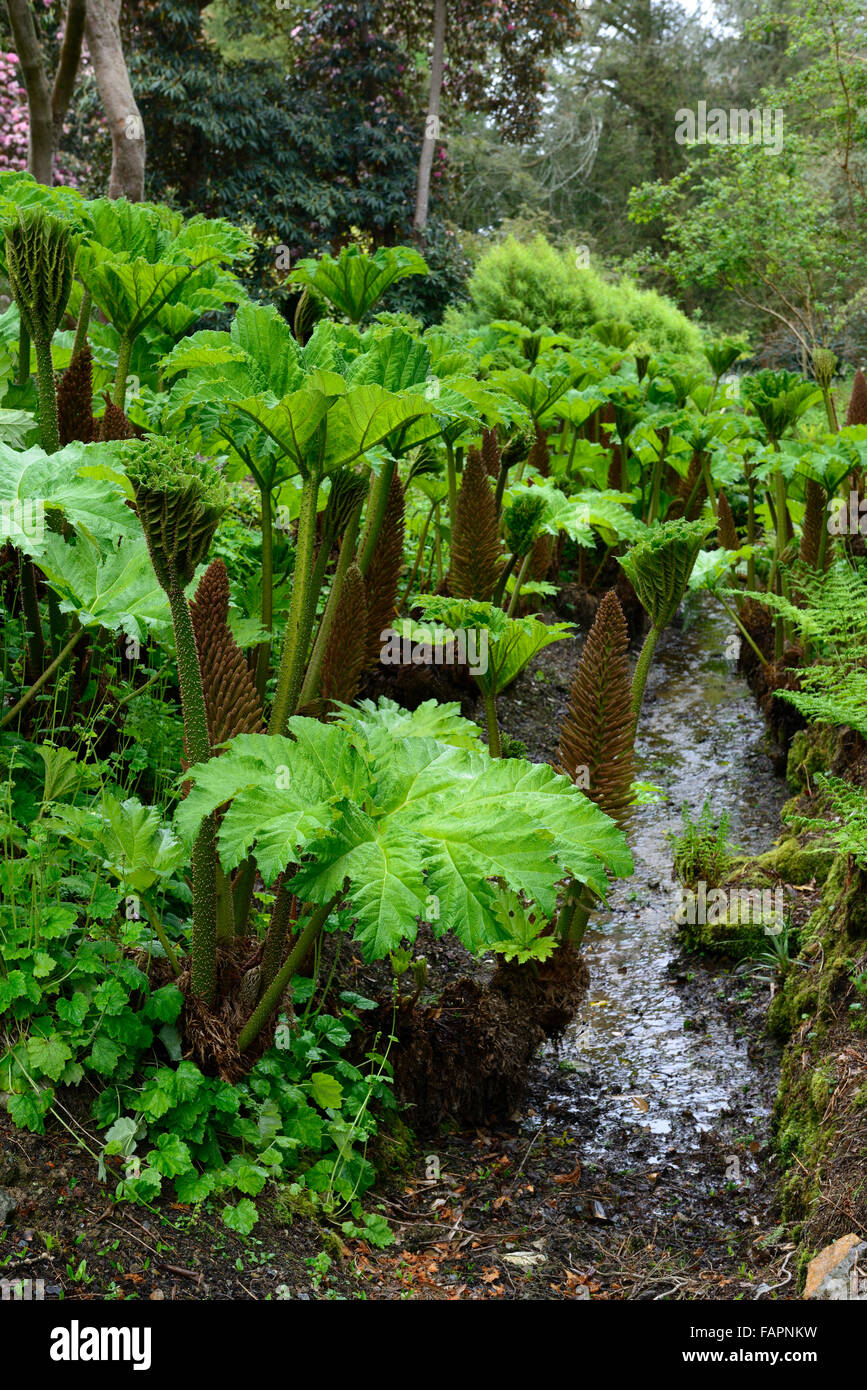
<box><xmin>491</xmin><ymin>599</ymin><xmax>795</xmax><ymax>1294</ymax></box>
<box><xmin>547</xmin><ymin>602</ymin><xmax>785</xmax><ymax>1155</ymax></box>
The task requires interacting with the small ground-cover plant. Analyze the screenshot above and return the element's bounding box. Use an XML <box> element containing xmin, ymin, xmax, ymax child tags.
<box><xmin>670</xmin><ymin>798</ymin><xmax>735</xmax><ymax>889</ymax></box>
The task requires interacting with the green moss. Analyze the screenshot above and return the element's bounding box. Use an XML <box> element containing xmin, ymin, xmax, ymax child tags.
<box><xmin>786</xmin><ymin>726</ymin><xmax>835</xmax><ymax>793</ymax></box>
<box><xmin>368</xmin><ymin>1112</ymin><xmax>416</xmax><ymax>1177</ymax></box>
<box><xmin>750</xmin><ymin>837</ymin><xmax>836</xmax><ymax>887</ymax></box>
<box><xmin>797</xmin><ymin>1246</ymin><xmax>817</xmax><ymax>1293</ymax></box>
<box><xmin>808</xmin><ymin>1065</ymin><xmax>832</xmax><ymax>1114</ymax></box>
<box><xmin>679</xmin><ymin>911</ymin><xmax>769</xmax><ymax>960</ymax></box>
<box><xmin>768</xmin><ymin>990</ymin><xmax>801</xmax><ymax>1038</ymax></box>
<box><xmin>273</xmin><ymin>1184</ymin><xmax>320</xmax><ymax>1226</ymax></box>
<box><xmin>769</xmin><ymin>857</ymin><xmax>867</xmax><ymax>1259</ymax></box>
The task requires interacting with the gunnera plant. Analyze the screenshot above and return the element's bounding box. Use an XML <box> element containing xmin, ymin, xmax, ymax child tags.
<box><xmin>493</xmin><ymin>489</ymin><xmax>546</xmax><ymax>608</ymax></box>
<box><xmin>299</xmin><ymin>470</ymin><xmax>368</xmax><ymax>708</ymax></box>
<box><xmin>450</xmin><ymin>447</ymin><xmax>503</xmax><ymax>600</ymax></box>
<box><xmin>527</xmin><ymin>422</ymin><xmax>550</xmax><ymax>477</ymax></box>
<box><xmin>812</xmin><ymin>348</ymin><xmax>839</xmax><ymax>433</ymax></box>
<box><xmin>481</xmin><ymin>426</ymin><xmax>500</xmax><ymax>479</ymax></box>
<box><xmin>5</xmin><ymin>208</ymin><xmax>74</xmax><ymax>454</ymax></box>
<box><xmin>555</xmin><ymin>590</ymin><xmax>635</xmax><ymax>943</ymax></box>
<box><xmin>321</xmin><ymin>561</ymin><xmax>368</xmax><ymax>707</ymax></box>
<box><xmin>364</xmin><ymin>468</ymin><xmax>405</xmax><ymax>666</ymax></box>
<box><xmin>716</xmin><ymin>489</ymin><xmax>739</xmax><ymax>552</ymax></box>
<box><xmin>800</xmin><ymin>478</ymin><xmax>833</xmax><ymax>571</ymax></box>
<box><xmin>619</xmin><ymin>517</ymin><xmax>715</xmax><ymax>722</ymax></box>
<box><xmin>124</xmin><ymin>437</ymin><xmax>228</xmax><ymax>1006</ymax></box>
<box><xmin>189</xmin><ymin>558</ymin><xmax>265</xmax><ymax>748</ymax></box>
<box><xmin>846</xmin><ymin>368</ymin><xmax>867</xmax><ymax>428</ymax></box>
<box><xmin>57</xmin><ymin>346</ymin><xmax>96</xmax><ymax>446</ymax></box>
<box><xmin>672</xmin><ymin>451</ymin><xmax>706</xmax><ymax>521</ymax></box>
<box><xmin>98</xmin><ymin>391</ymin><xmax>136</xmax><ymax>442</ymax></box>
<box><xmin>557</xmin><ymin>589</ymin><xmax>635</xmax><ymax>824</ymax></box>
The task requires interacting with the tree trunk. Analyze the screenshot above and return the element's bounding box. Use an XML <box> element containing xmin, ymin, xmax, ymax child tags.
<box><xmin>6</xmin><ymin>0</ymin><xmax>54</xmax><ymax>184</ymax></box>
<box><xmin>52</xmin><ymin>0</ymin><xmax>88</xmax><ymax>149</ymax></box>
<box><xmin>412</xmin><ymin>0</ymin><xmax>446</xmax><ymax>236</ymax></box>
<box><xmin>85</xmin><ymin>0</ymin><xmax>146</xmax><ymax>201</ymax></box>
<box><xmin>7</xmin><ymin>0</ymin><xmax>89</xmax><ymax>187</ymax></box>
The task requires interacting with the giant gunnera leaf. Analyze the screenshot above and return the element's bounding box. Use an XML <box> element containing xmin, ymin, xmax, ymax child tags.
<box><xmin>178</xmin><ymin>714</ymin><xmax>633</xmax><ymax>960</ymax></box>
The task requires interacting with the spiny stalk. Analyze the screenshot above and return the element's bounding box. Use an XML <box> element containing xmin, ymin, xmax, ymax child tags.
<box><xmin>125</xmin><ymin>439</ymin><xmax>228</xmax><ymax>1006</ymax></box>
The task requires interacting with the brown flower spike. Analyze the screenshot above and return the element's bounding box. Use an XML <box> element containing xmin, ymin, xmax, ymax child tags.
<box><xmin>364</xmin><ymin>469</ymin><xmax>405</xmax><ymax>666</ymax></box>
<box><xmin>322</xmin><ymin>562</ymin><xmax>368</xmax><ymax>706</ymax></box>
<box><xmin>449</xmin><ymin>448</ymin><xmax>503</xmax><ymax>601</ymax></box>
<box><xmin>189</xmin><ymin>558</ymin><xmax>265</xmax><ymax>750</ymax></box>
<box><xmin>556</xmin><ymin>589</ymin><xmax>635</xmax><ymax>825</ymax></box>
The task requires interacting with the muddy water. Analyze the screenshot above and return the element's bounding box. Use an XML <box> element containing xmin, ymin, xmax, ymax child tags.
<box><xmin>534</xmin><ymin>602</ymin><xmax>788</xmax><ymax>1163</ymax></box>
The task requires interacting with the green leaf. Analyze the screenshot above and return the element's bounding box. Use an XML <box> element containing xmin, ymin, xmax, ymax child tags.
<box><xmin>159</xmin><ymin>330</ymin><xmax>247</xmax><ymax>380</ymax></box>
<box><xmin>309</xmin><ymin>1071</ymin><xmax>344</xmax><ymax>1111</ymax></box>
<box><xmin>87</xmin><ymin>260</ymin><xmax>194</xmax><ymax>341</ymax></box>
<box><xmin>177</xmin><ymin>723</ymin><xmax>367</xmax><ymax>878</ymax></box>
<box><xmin>489</xmin><ymin>887</ymin><xmax>559</xmax><ymax>964</ymax></box>
<box><xmin>232</xmin><ymin>380</ymin><xmax>344</xmax><ymax>478</ymax></box>
<box><xmin>56</xmin><ymin>993</ymin><xmax>89</xmax><ymax>1027</ymax></box>
<box><xmin>98</xmin><ymin>795</ymin><xmax>185</xmax><ymax>891</ymax></box>
<box><xmin>231</xmin><ymin>299</ymin><xmax>306</xmax><ymax>397</ymax></box>
<box><xmin>8</xmin><ymin>1088</ymin><xmax>53</xmax><ymax>1132</ymax></box>
<box><xmin>144</xmin><ymin>985</ymin><xmax>184</xmax><ymax>1025</ymax></box>
<box><xmin>175</xmin><ymin>1170</ymin><xmax>216</xmax><ymax>1203</ymax></box>
<box><xmin>333</xmin><ymin>696</ymin><xmax>483</xmax><ymax>755</ymax></box>
<box><xmin>346</xmin><ymin>327</ymin><xmax>431</xmax><ymax>392</ymax></box>
<box><xmin>229</xmin><ymin>1158</ymin><xmax>268</xmax><ymax>1196</ymax></box>
<box><xmin>88</xmin><ymin>1035</ymin><xmax>124</xmax><ymax>1075</ymax></box>
<box><xmin>37</xmin><ymin>535</ymin><xmax>170</xmax><ymax>641</ymax></box>
<box><xmin>222</xmin><ymin>1198</ymin><xmax>259</xmax><ymax>1235</ymax></box>
<box><xmin>341</xmin><ymin>1212</ymin><xmax>394</xmax><ymax>1248</ymax></box>
<box><xmin>183</xmin><ymin>714</ymin><xmax>632</xmax><ymax>959</ymax></box>
<box><xmin>291</xmin><ymin>803</ymin><xmax>427</xmax><ymax>958</ymax></box>
<box><xmin>484</xmin><ymin>617</ymin><xmax>574</xmax><ymax>696</ymax></box>
<box><xmin>147</xmin><ymin>1132</ymin><xmax>193</xmax><ymax>1178</ymax></box>
<box><xmin>28</xmin><ymin>1035</ymin><xmax>72</xmax><ymax>1081</ymax></box>
<box><xmin>289</xmin><ymin>244</ymin><xmax>428</xmax><ymax>323</ymax></box>
<box><xmin>0</xmin><ymin>441</ymin><xmax>135</xmax><ymax>558</ymax></box>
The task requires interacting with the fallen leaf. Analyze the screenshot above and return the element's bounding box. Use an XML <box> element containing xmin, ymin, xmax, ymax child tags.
<box><xmin>502</xmin><ymin>1252</ymin><xmax>545</xmax><ymax>1271</ymax></box>
<box><xmin>552</xmin><ymin>1164</ymin><xmax>582</xmax><ymax>1184</ymax></box>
